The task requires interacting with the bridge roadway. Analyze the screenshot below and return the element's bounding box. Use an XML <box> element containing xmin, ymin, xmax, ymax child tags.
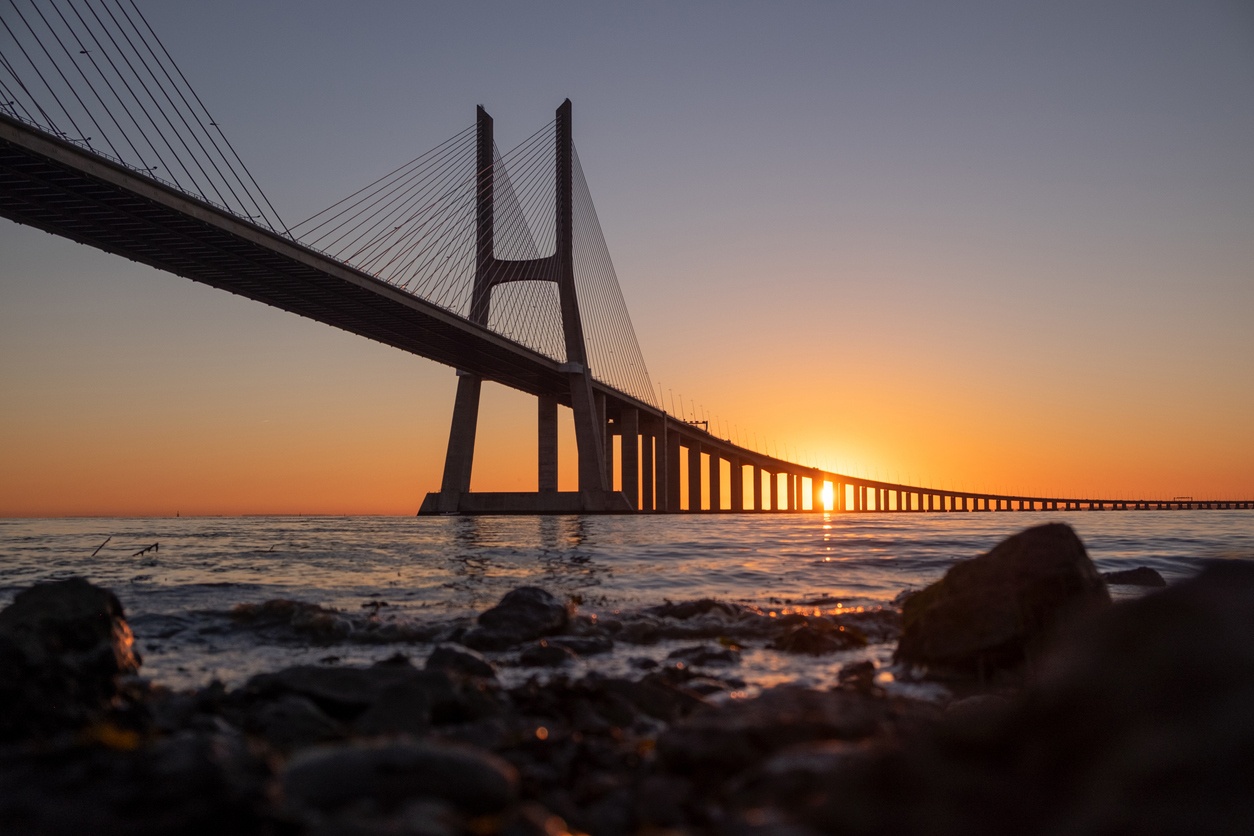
<box><xmin>4</xmin><ymin>115</ymin><xmax>1251</xmax><ymax>514</ymax></box>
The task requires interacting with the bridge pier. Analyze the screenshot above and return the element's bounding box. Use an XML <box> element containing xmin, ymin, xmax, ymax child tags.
<box><xmin>731</xmin><ymin>459</ymin><xmax>744</xmax><ymax>511</ymax></box>
<box><xmin>709</xmin><ymin>451</ymin><xmax>722</xmax><ymax>511</ymax></box>
<box><xmin>620</xmin><ymin>407</ymin><xmax>639</xmax><ymax>509</ymax></box>
<box><xmin>688</xmin><ymin>444</ymin><xmax>702</xmax><ymax>511</ymax></box>
<box><xmin>538</xmin><ymin>395</ymin><xmax>558</xmax><ymax>492</ymax></box>
<box><xmin>641</xmin><ymin>427</ymin><xmax>655</xmax><ymax>511</ymax></box>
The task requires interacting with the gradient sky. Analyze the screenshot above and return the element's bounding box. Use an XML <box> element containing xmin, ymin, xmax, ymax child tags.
<box><xmin>2</xmin><ymin>0</ymin><xmax>1252</xmax><ymax>516</ymax></box>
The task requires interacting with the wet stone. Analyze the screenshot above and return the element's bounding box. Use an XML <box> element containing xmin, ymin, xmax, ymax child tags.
<box><xmin>658</xmin><ymin>685</ymin><xmax>888</xmax><ymax>777</ymax></box>
<box><xmin>282</xmin><ymin>738</ymin><xmax>518</xmax><ymax>816</ymax></box>
<box><xmin>425</xmin><ymin>643</ymin><xmax>496</xmax><ymax>679</ymax></box>
<box><xmin>0</xmin><ymin>577</ymin><xmax>142</xmax><ymax>740</ymax></box>
<box><xmin>666</xmin><ymin>644</ymin><xmax>742</xmax><ymax>666</ymax></box>
<box><xmin>896</xmin><ymin>523</ymin><xmax>1110</xmax><ymax>677</ymax></box>
<box><xmin>1101</xmin><ymin>566</ymin><xmax>1167</xmax><ymax>587</ymax></box>
<box><xmin>771</xmin><ymin>623</ymin><xmax>867</xmax><ymax>655</ymax></box>
<box><xmin>519</xmin><ymin>640</ymin><xmax>578</xmax><ymax>667</ymax></box>
<box><xmin>463</xmin><ymin>587</ymin><xmax>572</xmax><ymax>651</ymax></box>
<box><xmin>246</xmin><ymin>693</ymin><xmax>344</xmax><ymax>752</ymax></box>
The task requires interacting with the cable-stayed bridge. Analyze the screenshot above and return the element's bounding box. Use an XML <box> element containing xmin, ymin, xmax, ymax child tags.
<box><xmin>2</xmin><ymin>1</ymin><xmax>1249</xmax><ymax>514</ymax></box>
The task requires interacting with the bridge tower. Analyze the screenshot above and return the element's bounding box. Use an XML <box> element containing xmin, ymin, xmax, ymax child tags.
<box><xmin>430</xmin><ymin>101</ymin><xmax>629</xmax><ymax>514</ymax></box>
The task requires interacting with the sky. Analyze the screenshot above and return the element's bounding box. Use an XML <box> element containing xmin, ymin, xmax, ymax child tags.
<box><xmin>2</xmin><ymin>0</ymin><xmax>1252</xmax><ymax>516</ymax></box>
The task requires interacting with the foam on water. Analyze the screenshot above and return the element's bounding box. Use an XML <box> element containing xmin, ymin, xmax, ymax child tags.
<box><xmin>1</xmin><ymin>511</ymin><xmax>1250</xmax><ymax>691</ymax></box>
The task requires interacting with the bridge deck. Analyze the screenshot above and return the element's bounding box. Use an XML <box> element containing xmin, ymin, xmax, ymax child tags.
<box><xmin>0</xmin><ymin>114</ymin><xmax>572</xmax><ymax>402</ymax></box>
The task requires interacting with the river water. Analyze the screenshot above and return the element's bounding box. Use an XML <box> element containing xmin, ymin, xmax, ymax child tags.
<box><xmin>1</xmin><ymin>511</ymin><xmax>1250</xmax><ymax>695</ymax></box>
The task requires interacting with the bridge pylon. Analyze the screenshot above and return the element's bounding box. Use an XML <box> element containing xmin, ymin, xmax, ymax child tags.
<box><xmin>422</xmin><ymin>101</ymin><xmax>631</xmax><ymax>514</ymax></box>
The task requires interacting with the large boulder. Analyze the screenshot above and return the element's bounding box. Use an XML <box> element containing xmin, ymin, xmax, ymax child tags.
<box><xmin>895</xmin><ymin>523</ymin><xmax>1109</xmax><ymax>676</ymax></box>
<box><xmin>462</xmin><ymin>587</ymin><xmax>572</xmax><ymax>650</ymax></box>
<box><xmin>0</xmin><ymin>578</ymin><xmax>141</xmax><ymax>739</ymax></box>
<box><xmin>784</xmin><ymin>560</ymin><xmax>1254</xmax><ymax>835</ymax></box>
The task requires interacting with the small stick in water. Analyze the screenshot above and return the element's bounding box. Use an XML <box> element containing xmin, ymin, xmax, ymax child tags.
<box><xmin>91</xmin><ymin>536</ymin><xmax>111</xmax><ymax>557</ymax></box>
<box><xmin>132</xmin><ymin>542</ymin><xmax>159</xmax><ymax>557</ymax></box>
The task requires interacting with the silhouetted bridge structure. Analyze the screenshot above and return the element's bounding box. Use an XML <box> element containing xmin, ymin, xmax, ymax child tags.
<box><xmin>3</xmin><ymin>2</ymin><xmax>1249</xmax><ymax>515</ymax></box>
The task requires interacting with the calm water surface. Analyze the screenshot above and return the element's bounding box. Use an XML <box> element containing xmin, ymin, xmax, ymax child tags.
<box><xmin>1</xmin><ymin>511</ymin><xmax>1250</xmax><ymax>693</ymax></box>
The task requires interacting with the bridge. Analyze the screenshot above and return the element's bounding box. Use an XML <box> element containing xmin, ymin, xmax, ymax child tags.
<box><xmin>2</xmin><ymin>1</ymin><xmax>1249</xmax><ymax>515</ymax></box>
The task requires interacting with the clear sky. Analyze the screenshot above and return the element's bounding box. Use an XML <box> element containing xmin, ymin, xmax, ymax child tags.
<box><xmin>2</xmin><ymin>0</ymin><xmax>1252</xmax><ymax>516</ymax></box>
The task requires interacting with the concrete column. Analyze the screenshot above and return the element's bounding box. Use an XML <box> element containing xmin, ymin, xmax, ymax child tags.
<box><xmin>789</xmin><ymin>473</ymin><xmax>798</xmax><ymax>511</ymax></box>
<box><xmin>768</xmin><ymin>471</ymin><xmax>778</xmax><ymax>511</ymax></box>
<box><xmin>688</xmin><ymin>443</ymin><xmax>702</xmax><ymax>512</ymax></box>
<box><xmin>810</xmin><ymin>476</ymin><xmax>821</xmax><ymax>512</ymax></box>
<box><xmin>439</xmin><ymin>371</ymin><xmax>483</xmax><ymax>511</ymax></box>
<box><xmin>620</xmin><ymin>408</ymin><xmax>639</xmax><ymax>509</ymax></box>
<box><xmin>753</xmin><ymin>465</ymin><xmax>764</xmax><ymax>511</ymax></box>
<box><xmin>731</xmin><ymin>459</ymin><xmax>744</xmax><ymax>512</ymax></box>
<box><xmin>666</xmin><ymin>426</ymin><xmax>682</xmax><ymax>512</ymax></box>
<box><xmin>538</xmin><ymin>394</ymin><xmax>558</xmax><ymax>492</ymax></box>
<box><xmin>708</xmin><ymin>452</ymin><xmax>722</xmax><ymax>511</ymax></box>
<box><xmin>641</xmin><ymin>430</ymin><xmax>654</xmax><ymax>511</ymax></box>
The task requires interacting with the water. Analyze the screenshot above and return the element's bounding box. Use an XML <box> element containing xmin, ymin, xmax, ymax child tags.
<box><xmin>1</xmin><ymin>512</ymin><xmax>1250</xmax><ymax>695</ymax></box>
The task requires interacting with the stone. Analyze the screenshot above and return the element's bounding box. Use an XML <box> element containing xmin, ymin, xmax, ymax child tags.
<box><xmin>0</xmin><ymin>577</ymin><xmax>142</xmax><ymax>740</ymax></box>
<box><xmin>425</xmin><ymin>643</ymin><xmax>496</xmax><ymax>679</ymax></box>
<box><xmin>519</xmin><ymin>640</ymin><xmax>578</xmax><ymax>667</ymax></box>
<box><xmin>794</xmin><ymin>561</ymin><xmax>1254</xmax><ymax>835</ymax></box>
<box><xmin>895</xmin><ymin>523</ymin><xmax>1110</xmax><ymax>676</ymax></box>
<box><xmin>1101</xmin><ymin>566</ymin><xmax>1167</xmax><ymax>587</ymax></box>
<box><xmin>246</xmin><ymin>693</ymin><xmax>344</xmax><ymax>752</ymax></box>
<box><xmin>282</xmin><ymin>739</ymin><xmax>517</xmax><ymax>816</ymax></box>
<box><xmin>666</xmin><ymin>644</ymin><xmax>742</xmax><ymax>666</ymax></box>
<box><xmin>462</xmin><ymin>587</ymin><xmax>572</xmax><ymax>650</ymax></box>
<box><xmin>771</xmin><ymin>623</ymin><xmax>867</xmax><ymax>655</ymax></box>
<box><xmin>243</xmin><ymin>662</ymin><xmax>498</xmax><ymax>733</ymax></box>
<box><xmin>657</xmin><ymin>686</ymin><xmax>887</xmax><ymax>776</ymax></box>
<box><xmin>0</xmin><ymin>728</ymin><xmax>276</xmax><ymax>835</ymax></box>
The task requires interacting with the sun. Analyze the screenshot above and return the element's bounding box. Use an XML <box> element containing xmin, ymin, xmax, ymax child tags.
<box><xmin>820</xmin><ymin>482</ymin><xmax>835</xmax><ymax>511</ymax></box>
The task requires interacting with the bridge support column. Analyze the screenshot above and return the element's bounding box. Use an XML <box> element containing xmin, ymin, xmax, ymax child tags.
<box><xmin>753</xmin><ymin>466</ymin><xmax>764</xmax><ymax>511</ymax></box>
<box><xmin>768</xmin><ymin>471</ymin><xmax>778</xmax><ymax>511</ymax></box>
<box><xmin>665</xmin><ymin>428</ymin><xmax>681</xmax><ymax>512</ymax></box>
<box><xmin>438</xmin><ymin>371</ymin><xmax>482</xmax><ymax>511</ymax></box>
<box><xmin>641</xmin><ymin>427</ymin><xmax>655</xmax><ymax>511</ymax></box>
<box><xmin>538</xmin><ymin>395</ymin><xmax>558</xmax><ymax>492</ymax></box>
<box><xmin>790</xmin><ymin>474</ymin><xmax>798</xmax><ymax>512</ymax></box>
<box><xmin>688</xmin><ymin>444</ymin><xmax>702</xmax><ymax>511</ymax></box>
<box><xmin>620</xmin><ymin>407</ymin><xmax>639</xmax><ymax>509</ymax></box>
<box><xmin>810</xmin><ymin>476</ymin><xmax>821</xmax><ymax>512</ymax></box>
<box><xmin>731</xmin><ymin>459</ymin><xmax>744</xmax><ymax>512</ymax></box>
<box><xmin>709</xmin><ymin>452</ymin><xmax>722</xmax><ymax>511</ymax></box>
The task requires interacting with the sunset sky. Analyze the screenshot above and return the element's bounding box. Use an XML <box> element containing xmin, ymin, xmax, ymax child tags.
<box><xmin>2</xmin><ymin>0</ymin><xmax>1252</xmax><ymax>516</ymax></box>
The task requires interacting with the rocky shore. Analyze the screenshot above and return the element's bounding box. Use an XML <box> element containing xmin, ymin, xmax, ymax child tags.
<box><xmin>1</xmin><ymin>522</ymin><xmax>1250</xmax><ymax>835</ymax></box>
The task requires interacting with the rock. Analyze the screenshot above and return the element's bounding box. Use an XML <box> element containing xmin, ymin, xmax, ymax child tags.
<box><xmin>246</xmin><ymin>693</ymin><xmax>344</xmax><ymax>752</ymax></box>
<box><xmin>771</xmin><ymin>623</ymin><xmax>867</xmax><ymax>655</ymax></box>
<box><xmin>546</xmin><ymin>634</ymin><xmax>614</xmax><ymax>655</ymax></box>
<box><xmin>244</xmin><ymin>662</ymin><xmax>433</xmax><ymax>720</ymax></box>
<box><xmin>0</xmin><ymin>728</ymin><xmax>276</xmax><ymax>835</ymax></box>
<box><xmin>794</xmin><ymin>561</ymin><xmax>1254</xmax><ymax>835</ymax></box>
<box><xmin>645</xmin><ymin>599</ymin><xmax>746</xmax><ymax>620</ymax></box>
<box><xmin>282</xmin><ymin>739</ymin><xmax>517</xmax><ymax>816</ymax></box>
<box><xmin>0</xmin><ymin>577</ymin><xmax>142</xmax><ymax>740</ymax></box>
<box><xmin>657</xmin><ymin>686</ymin><xmax>888</xmax><ymax>776</ymax></box>
<box><xmin>243</xmin><ymin>662</ymin><xmax>498</xmax><ymax>734</ymax></box>
<box><xmin>837</xmin><ymin>660</ymin><xmax>878</xmax><ymax>691</ymax></box>
<box><xmin>666</xmin><ymin>644</ymin><xmax>742</xmax><ymax>666</ymax></box>
<box><xmin>463</xmin><ymin>587</ymin><xmax>572</xmax><ymax>650</ymax></box>
<box><xmin>519</xmin><ymin>640</ymin><xmax>578</xmax><ymax>667</ymax></box>
<box><xmin>425</xmin><ymin>643</ymin><xmax>496</xmax><ymax>679</ymax></box>
<box><xmin>1101</xmin><ymin>566</ymin><xmax>1167</xmax><ymax>587</ymax></box>
<box><xmin>895</xmin><ymin>523</ymin><xmax>1110</xmax><ymax>676</ymax></box>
